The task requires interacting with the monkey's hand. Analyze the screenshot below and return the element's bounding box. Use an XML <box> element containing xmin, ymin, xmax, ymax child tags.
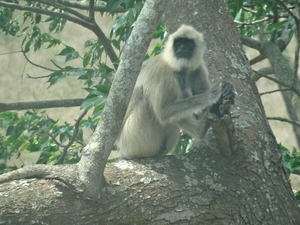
<box><xmin>208</xmin><ymin>81</ymin><xmax>237</xmax><ymax>156</ymax></box>
<box><xmin>209</xmin><ymin>81</ymin><xmax>236</xmax><ymax>117</ymax></box>
<box><xmin>220</xmin><ymin>81</ymin><xmax>236</xmax><ymax>104</ymax></box>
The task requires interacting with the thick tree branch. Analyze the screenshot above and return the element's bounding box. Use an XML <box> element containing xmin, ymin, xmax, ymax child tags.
<box><xmin>89</xmin><ymin>0</ymin><xmax>95</xmax><ymax>21</ymax></box>
<box><xmin>240</xmin><ymin>35</ymin><xmax>263</xmax><ymax>51</ymax></box>
<box><xmin>77</xmin><ymin>0</ymin><xmax>168</xmax><ymax>198</ymax></box>
<box><xmin>249</xmin><ymin>54</ymin><xmax>267</xmax><ymax>65</ymax></box>
<box><xmin>0</xmin><ymin>99</ymin><xmax>85</xmax><ymax>112</ymax></box>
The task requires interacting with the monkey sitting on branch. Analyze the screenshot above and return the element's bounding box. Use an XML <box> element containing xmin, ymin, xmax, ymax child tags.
<box><xmin>116</xmin><ymin>25</ymin><xmax>236</xmax><ymax>159</ymax></box>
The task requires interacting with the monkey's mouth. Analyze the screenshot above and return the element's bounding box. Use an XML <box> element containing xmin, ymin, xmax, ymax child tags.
<box><xmin>176</xmin><ymin>52</ymin><xmax>193</xmax><ymax>60</ymax></box>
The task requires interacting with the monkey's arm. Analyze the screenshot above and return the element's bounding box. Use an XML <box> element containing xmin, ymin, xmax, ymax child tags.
<box><xmin>156</xmin><ymin>81</ymin><xmax>234</xmax><ymax>124</ymax></box>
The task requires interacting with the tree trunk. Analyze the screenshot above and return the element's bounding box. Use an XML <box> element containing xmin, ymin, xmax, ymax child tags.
<box><xmin>0</xmin><ymin>0</ymin><xmax>299</xmax><ymax>224</ymax></box>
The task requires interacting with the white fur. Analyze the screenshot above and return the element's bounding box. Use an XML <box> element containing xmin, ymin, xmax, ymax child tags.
<box><xmin>162</xmin><ymin>25</ymin><xmax>206</xmax><ymax>72</ymax></box>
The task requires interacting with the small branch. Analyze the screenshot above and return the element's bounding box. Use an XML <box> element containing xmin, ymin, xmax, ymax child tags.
<box><xmin>0</xmin><ymin>99</ymin><xmax>85</xmax><ymax>113</ymax></box>
<box><xmin>253</xmin><ymin>67</ymin><xmax>274</xmax><ymax>81</ymax></box>
<box><xmin>0</xmin><ymin>51</ymin><xmax>22</xmax><ymax>56</ymax></box>
<box><xmin>26</xmin><ymin>73</ymin><xmax>51</xmax><ymax>79</ymax></box>
<box><xmin>56</xmin><ymin>0</ymin><xmax>124</xmax><ymax>13</ymax></box>
<box><xmin>242</xmin><ymin>6</ymin><xmax>257</xmax><ymax>14</ymax></box>
<box><xmin>260</xmin><ymin>88</ymin><xmax>289</xmax><ymax>96</ymax></box>
<box><xmin>28</xmin><ymin>0</ymin><xmax>91</xmax><ymax>22</ymax></box>
<box><xmin>294</xmin><ymin>3</ymin><xmax>300</xmax><ymax>80</ymax></box>
<box><xmin>22</xmin><ymin>50</ymin><xmax>56</xmax><ymax>72</ymax></box>
<box><xmin>51</xmin><ymin>60</ymin><xmax>63</xmax><ymax>70</ymax></box>
<box><xmin>254</xmin><ymin>70</ymin><xmax>297</xmax><ymax>93</ymax></box>
<box><xmin>267</xmin><ymin>116</ymin><xmax>300</xmax><ymax>128</ymax></box>
<box><xmin>276</xmin><ymin>0</ymin><xmax>299</xmax><ymax>22</ymax></box>
<box><xmin>54</xmin><ymin>109</ymin><xmax>88</xmax><ymax>165</ymax></box>
<box><xmin>48</xmin><ymin>133</ymin><xmax>65</xmax><ymax>147</ymax></box>
<box><xmin>235</xmin><ymin>17</ymin><xmax>270</xmax><ymax>27</ymax></box>
<box><xmin>276</xmin><ymin>0</ymin><xmax>300</xmax><ymax>79</ymax></box>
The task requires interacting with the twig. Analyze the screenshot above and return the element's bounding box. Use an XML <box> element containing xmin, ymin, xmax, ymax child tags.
<box><xmin>234</xmin><ymin>17</ymin><xmax>270</xmax><ymax>27</ymax></box>
<box><xmin>260</xmin><ymin>88</ymin><xmax>289</xmax><ymax>96</ymax></box>
<box><xmin>51</xmin><ymin>60</ymin><xmax>63</xmax><ymax>70</ymax></box>
<box><xmin>267</xmin><ymin>116</ymin><xmax>300</xmax><ymax>128</ymax></box>
<box><xmin>0</xmin><ymin>51</ymin><xmax>22</xmax><ymax>56</ymax></box>
<box><xmin>276</xmin><ymin>0</ymin><xmax>299</xmax><ymax>22</ymax></box>
<box><xmin>22</xmin><ymin>50</ymin><xmax>57</xmax><ymax>72</ymax></box>
<box><xmin>254</xmin><ymin>70</ymin><xmax>297</xmax><ymax>93</ymax></box>
<box><xmin>48</xmin><ymin>132</ymin><xmax>65</xmax><ymax>147</ymax></box>
<box><xmin>29</xmin><ymin>0</ymin><xmax>91</xmax><ymax>22</ymax></box>
<box><xmin>242</xmin><ymin>6</ymin><xmax>257</xmax><ymax>14</ymax></box>
<box><xmin>56</xmin><ymin>0</ymin><xmax>124</xmax><ymax>13</ymax></box>
<box><xmin>26</xmin><ymin>73</ymin><xmax>51</xmax><ymax>79</ymax></box>
<box><xmin>54</xmin><ymin>109</ymin><xmax>88</xmax><ymax>165</ymax></box>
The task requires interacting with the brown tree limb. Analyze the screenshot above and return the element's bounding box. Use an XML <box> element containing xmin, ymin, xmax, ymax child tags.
<box><xmin>0</xmin><ymin>99</ymin><xmax>85</xmax><ymax>112</ymax></box>
<box><xmin>89</xmin><ymin>0</ymin><xmax>95</xmax><ymax>21</ymax></box>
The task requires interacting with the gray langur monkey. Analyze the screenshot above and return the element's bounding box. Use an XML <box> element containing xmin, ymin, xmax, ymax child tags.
<box><xmin>116</xmin><ymin>24</ymin><xmax>236</xmax><ymax>159</ymax></box>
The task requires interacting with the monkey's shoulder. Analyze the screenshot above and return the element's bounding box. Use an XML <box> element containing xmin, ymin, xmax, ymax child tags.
<box><xmin>139</xmin><ymin>55</ymin><xmax>174</xmax><ymax>81</ymax></box>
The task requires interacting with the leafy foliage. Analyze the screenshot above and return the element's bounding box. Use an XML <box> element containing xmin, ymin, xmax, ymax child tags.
<box><xmin>226</xmin><ymin>0</ymin><xmax>296</xmax><ymax>39</ymax></box>
<box><xmin>280</xmin><ymin>144</ymin><xmax>300</xmax><ymax>204</ymax></box>
<box><xmin>0</xmin><ymin>110</ymin><xmax>99</xmax><ymax>174</ymax></box>
<box><xmin>0</xmin><ymin>0</ymin><xmax>167</xmax><ymax>172</ymax></box>
<box><xmin>281</xmin><ymin>144</ymin><xmax>300</xmax><ymax>175</ymax></box>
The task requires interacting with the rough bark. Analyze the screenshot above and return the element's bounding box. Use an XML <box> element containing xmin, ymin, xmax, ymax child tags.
<box><xmin>0</xmin><ymin>0</ymin><xmax>300</xmax><ymax>224</ymax></box>
<box><xmin>75</xmin><ymin>0</ymin><xmax>168</xmax><ymax>198</ymax></box>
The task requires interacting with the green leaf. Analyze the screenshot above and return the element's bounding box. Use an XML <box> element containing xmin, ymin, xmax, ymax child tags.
<box><xmin>47</xmin><ymin>71</ymin><xmax>68</xmax><ymax>87</ymax></box>
<box><xmin>35</xmin><ymin>14</ymin><xmax>41</xmax><ymax>24</ymax></box>
<box><xmin>83</xmin><ymin>52</ymin><xmax>91</xmax><ymax>68</ymax></box>
<box><xmin>106</xmin><ymin>0</ymin><xmax>123</xmax><ymax>13</ymax></box>
<box><xmin>57</xmin><ymin>46</ymin><xmax>79</xmax><ymax>62</ymax></box>
<box><xmin>111</xmin><ymin>39</ymin><xmax>120</xmax><ymax>50</ymax></box>
<box><xmin>80</xmin><ymin>96</ymin><xmax>99</xmax><ymax>110</ymax></box>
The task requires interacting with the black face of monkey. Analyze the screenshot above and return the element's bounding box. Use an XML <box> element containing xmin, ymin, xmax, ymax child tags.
<box><xmin>173</xmin><ymin>37</ymin><xmax>196</xmax><ymax>60</ymax></box>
